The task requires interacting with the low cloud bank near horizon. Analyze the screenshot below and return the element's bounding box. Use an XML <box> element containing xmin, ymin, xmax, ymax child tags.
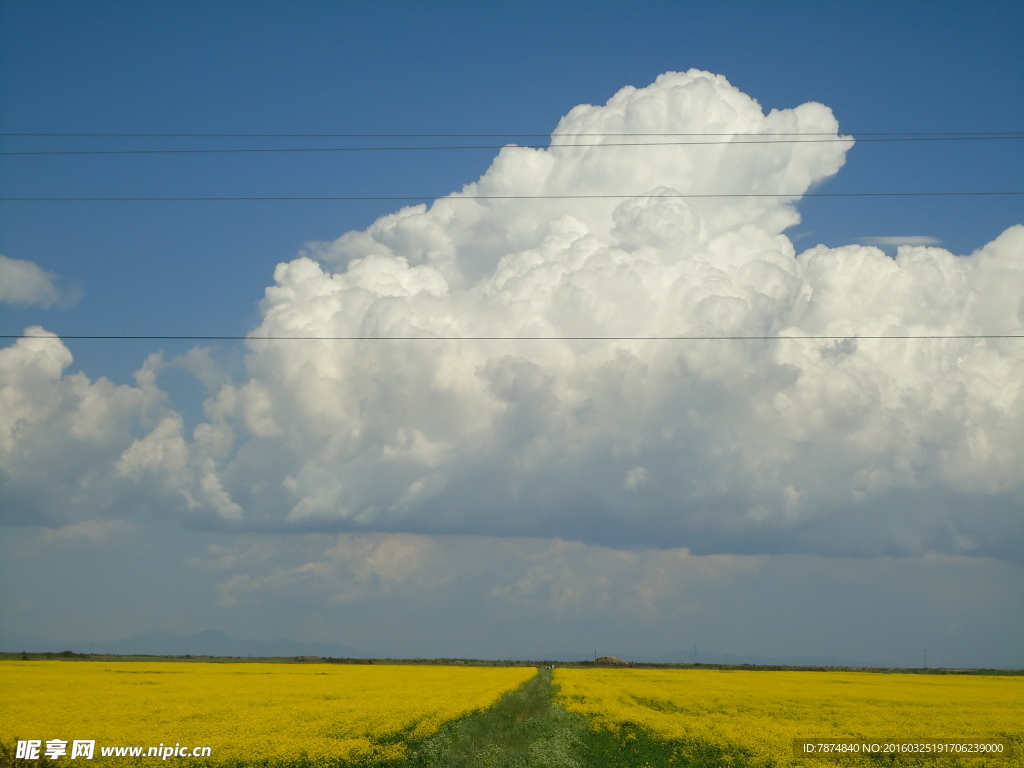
<box><xmin>2</xmin><ymin>526</ymin><xmax>1020</xmax><ymax>667</ymax></box>
<box><xmin>2</xmin><ymin>70</ymin><xmax>1022</xmax><ymax>565</ymax></box>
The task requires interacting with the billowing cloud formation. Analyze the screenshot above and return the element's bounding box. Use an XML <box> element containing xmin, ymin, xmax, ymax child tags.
<box><xmin>0</xmin><ymin>255</ymin><xmax>63</xmax><ymax>308</ymax></box>
<box><xmin>2</xmin><ymin>70</ymin><xmax>1022</xmax><ymax>563</ymax></box>
<box><xmin>0</xmin><ymin>331</ymin><xmax>238</xmax><ymax>527</ymax></box>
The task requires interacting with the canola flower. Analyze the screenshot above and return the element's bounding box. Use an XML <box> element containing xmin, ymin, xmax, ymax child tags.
<box><xmin>554</xmin><ymin>667</ymin><xmax>1023</xmax><ymax>767</ymax></box>
<box><xmin>1</xmin><ymin>661</ymin><xmax>535</xmax><ymax>765</ymax></box>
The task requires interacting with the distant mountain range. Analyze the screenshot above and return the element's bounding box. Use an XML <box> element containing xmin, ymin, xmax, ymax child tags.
<box><xmin>1</xmin><ymin>628</ymin><xmax>862</xmax><ymax>667</ymax></box>
<box><xmin>0</xmin><ymin>629</ymin><xmax>368</xmax><ymax>659</ymax></box>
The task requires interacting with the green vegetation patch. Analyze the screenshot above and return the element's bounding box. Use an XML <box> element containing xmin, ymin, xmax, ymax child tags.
<box><xmin>371</xmin><ymin>668</ymin><xmax>712</xmax><ymax>768</ymax></box>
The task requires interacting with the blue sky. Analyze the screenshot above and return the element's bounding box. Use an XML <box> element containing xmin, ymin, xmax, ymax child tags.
<box><xmin>1</xmin><ymin>1</ymin><xmax>1022</xmax><ymax>666</ymax></box>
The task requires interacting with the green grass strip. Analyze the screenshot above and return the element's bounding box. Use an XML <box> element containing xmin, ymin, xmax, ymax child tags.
<box><xmin>389</xmin><ymin>667</ymin><xmax>588</xmax><ymax>768</ymax></box>
<box><xmin>380</xmin><ymin>668</ymin><xmax>718</xmax><ymax>768</ymax></box>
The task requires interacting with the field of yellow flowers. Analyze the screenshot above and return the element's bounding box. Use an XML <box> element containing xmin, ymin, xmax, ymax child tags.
<box><xmin>5</xmin><ymin>660</ymin><xmax>1022</xmax><ymax>767</ymax></box>
<box><xmin>555</xmin><ymin>667</ymin><xmax>1022</xmax><ymax>767</ymax></box>
<box><xmin>0</xmin><ymin>661</ymin><xmax>535</xmax><ymax>765</ymax></box>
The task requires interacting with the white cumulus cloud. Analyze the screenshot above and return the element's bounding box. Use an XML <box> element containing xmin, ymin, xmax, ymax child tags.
<box><xmin>2</xmin><ymin>70</ymin><xmax>1022</xmax><ymax>564</ymax></box>
<box><xmin>0</xmin><ymin>330</ymin><xmax>241</xmax><ymax>528</ymax></box>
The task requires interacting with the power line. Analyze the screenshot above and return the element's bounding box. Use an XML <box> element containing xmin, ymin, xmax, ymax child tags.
<box><xmin>2</xmin><ymin>135</ymin><xmax>1022</xmax><ymax>157</ymax></box>
<box><xmin>4</xmin><ymin>334</ymin><xmax>1021</xmax><ymax>342</ymax></box>
<box><xmin>6</xmin><ymin>135</ymin><xmax>1024</xmax><ymax>156</ymax></box>
<box><xmin>2</xmin><ymin>192</ymin><xmax>1019</xmax><ymax>202</ymax></box>
<box><xmin>2</xmin><ymin>131</ymin><xmax>1021</xmax><ymax>138</ymax></box>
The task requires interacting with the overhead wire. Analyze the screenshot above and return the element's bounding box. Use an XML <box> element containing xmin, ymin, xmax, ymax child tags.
<box><xmin>1</xmin><ymin>130</ymin><xmax>1018</xmax><ymax>199</ymax></box>
<box><xmin>3</xmin><ymin>334</ymin><xmax>1021</xmax><ymax>342</ymax></box>
<box><xmin>2</xmin><ymin>130</ymin><xmax>1021</xmax><ymax>137</ymax></box>
<box><xmin>1</xmin><ymin>134</ymin><xmax>1022</xmax><ymax>156</ymax></box>
<box><xmin>2</xmin><ymin>192</ymin><xmax>1020</xmax><ymax>201</ymax></box>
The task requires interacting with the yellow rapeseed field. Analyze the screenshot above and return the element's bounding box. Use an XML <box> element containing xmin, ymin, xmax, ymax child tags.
<box><xmin>554</xmin><ymin>667</ymin><xmax>1022</xmax><ymax>767</ymax></box>
<box><xmin>1</xmin><ymin>661</ymin><xmax>536</xmax><ymax>765</ymax></box>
